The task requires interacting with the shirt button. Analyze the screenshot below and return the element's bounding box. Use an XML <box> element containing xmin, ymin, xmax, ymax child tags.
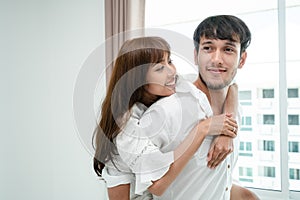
<box><xmin>228</xmin><ymin>164</ymin><xmax>230</xmax><ymax>169</ymax></box>
<box><xmin>225</xmin><ymin>187</ymin><xmax>228</xmax><ymax>191</ymax></box>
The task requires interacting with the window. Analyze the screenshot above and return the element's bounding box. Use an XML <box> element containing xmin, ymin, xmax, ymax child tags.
<box><xmin>239</xmin><ymin>90</ymin><xmax>252</xmax><ymax>106</ymax></box>
<box><xmin>240</xmin><ymin>141</ymin><xmax>252</xmax><ymax>151</ymax></box>
<box><xmin>239</xmin><ymin>142</ymin><xmax>244</xmax><ymax>150</ymax></box>
<box><xmin>239</xmin><ymin>167</ymin><xmax>254</xmax><ymax>182</ymax></box>
<box><xmin>288</xmin><ymin>115</ymin><xmax>299</xmax><ymax>125</ymax></box>
<box><xmin>241</xmin><ymin>116</ymin><xmax>252</xmax><ymax>131</ymax></box>
<box><xmin>240</xmin><ymin>91</ymin><xmax>252</xmax><ymax>100</ymax></box>
<box><xmin>259</xmin><ymin>166</ymin><xmax>276</xmax><ymax>178</ymax></box>
<box><xmin>259</xmin><ymin>140</ymin><xmax>275</xmax><ymax>151</ymax></box>
<box><xmin>145</xmin><ymin>0</ymin><xmax>300</xmax><ymax>199</ymax></box>
<box><xmin>263</xmin><ymin>89</ymin><xmax>274</xmax><ymax>98</ymax></box>
<box><xmin>290</xmin><ymin>168</ymin><xmax>300</xmax><ymax>180</ymax></box>
<box><xmin>246</xmin><ymin>142</ymin><xmax>252</xmax><ymax>151</ymax></box>
<box><xmin>239</xmin><ymin>167</ymin><xmax>253</xmax><ymax>176</ymax></box>
<box><xmin>288</xmin><ymin>88</ymin><xmax>299</xmax><ymax>98</ymax></box>
<box><xmin>263</xmin><ymin>115</ymin><xmax>275</xmax><ymax>125</ymax></box>
<box><xmin>239</xmin><ymin>141</ymin><xmax>253</xmax><ymax>156</ymax></box>
<box><xmin>289</xmin><ymin>142</ymin><xmax>300</xmax><ymax>153</ymax></box>
<box><xmin>242</xmin><ymin>116</ymin><xmax>252</xmax><ymax>126</ymax></box>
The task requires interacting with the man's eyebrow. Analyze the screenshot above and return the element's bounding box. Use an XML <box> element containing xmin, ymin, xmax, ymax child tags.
<box><xmin>225</xmin><ymin>41</ymin><xmax>238</xmax><ymax>47</ymax></box>
<box><xmin>201</xmin><ymin>41</ymin><xmax>213</xmax><ymax>45</ymax></box>
<box><xmin>201</xmin><ymin>40</ymin><xmax>238</xmax><ymax>48</ymax></box>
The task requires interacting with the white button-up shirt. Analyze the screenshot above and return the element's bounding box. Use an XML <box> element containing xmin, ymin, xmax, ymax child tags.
<box><xmin>102</xmin><ymin>77</ymin><xmax>239</xmax><ymax>200</ymax></box>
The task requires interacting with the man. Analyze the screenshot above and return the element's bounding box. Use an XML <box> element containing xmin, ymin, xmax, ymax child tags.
<box><xmin>103</xmin><ymin>15</ymin><xmax>259</xmax><ymax>200</ymax></box>
<box><xmin>192</xmin><ymin>15</ymin><xmax>259</xmax><ymax>199</ymax></box>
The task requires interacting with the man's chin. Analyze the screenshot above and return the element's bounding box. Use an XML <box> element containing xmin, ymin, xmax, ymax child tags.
<box><xmin>206</xmin><ymin>83</ymin><xmax>228</xmax><ymax>90</ymax></box>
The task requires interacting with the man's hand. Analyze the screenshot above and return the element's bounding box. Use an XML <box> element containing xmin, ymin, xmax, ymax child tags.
<box><xmin>207</xmin><ymin>135</ymin><xmax>233</xmax><ymax>169</ymax></box>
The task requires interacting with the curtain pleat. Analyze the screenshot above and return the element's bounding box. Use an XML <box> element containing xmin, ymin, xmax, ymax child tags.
<box><xmin>104</xmin><ymin>0</ymin><xmax>145</xmax><ymax>85</ymax></box>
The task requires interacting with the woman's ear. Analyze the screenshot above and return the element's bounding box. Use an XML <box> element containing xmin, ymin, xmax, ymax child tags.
<box><xmin>194</xmin><ymin>48</ymin><xmax>199</xmax><ymax>65</ymax></box>
<box><xmin>238</xmin><ymin>51</ymin><xmax>247</xmax><ymax>69</ymax></box>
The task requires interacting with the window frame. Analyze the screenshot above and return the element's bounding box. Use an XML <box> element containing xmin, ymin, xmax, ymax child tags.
<box><xmin>252</xmin><ymin>1</ymin><xmax>294</xmax><ymax>199</ymax></box>
<box><xmin>145</xmin><ymin>0</ymin><xmax>300</xmax><ymax>199</ymax></box>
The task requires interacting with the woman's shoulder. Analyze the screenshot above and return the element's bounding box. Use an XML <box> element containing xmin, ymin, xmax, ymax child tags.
<box><xmin>176</xmin><ymin>76</ymin><xmax>202</xmax><ymax>94</ymax></box>
<box><xmin>177</xmin><ymin>76</ymin><xmax>210</xmax><ymax>102</ymax></box>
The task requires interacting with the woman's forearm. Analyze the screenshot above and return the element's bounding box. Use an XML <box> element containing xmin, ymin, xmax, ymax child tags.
<box><xmin>148</xmin><ymin>113</ymin><xmax>237</xmax><ymax>196</ymax></box>
<box><xmin>224</xmin><ymin>83</ymin><xmax>238</xmax><ymax>118</ymax></box>
<box><xmin>148</xmin><ymin>122</ymin><xmax>207</xmax><ymax>196</ymax></box>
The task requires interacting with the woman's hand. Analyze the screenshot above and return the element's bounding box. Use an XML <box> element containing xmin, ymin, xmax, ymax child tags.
<box><xmin>206</xmin><ymin>135</ymin><xmax>233</xmax><ymax>168</ymax></box>
<box><xmin>199</xmin><ymin>114</ymin><xmax>238</xmax><ymax>138</ymax></box>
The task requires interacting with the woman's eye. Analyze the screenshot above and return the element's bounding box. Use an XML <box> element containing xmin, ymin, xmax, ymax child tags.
<box><xmin>155</xmin><ymin>65</ymin><xmax>165</xmax><ymax>71</ymax></box>
<box><xmin>168</xmin><ymin>59</ymin><xmax>173</xmax><ymax>64</ymax></box>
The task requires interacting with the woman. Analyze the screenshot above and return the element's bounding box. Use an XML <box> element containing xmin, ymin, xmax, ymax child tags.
<box><xmin>93</xmin><ymin>36</ymin><xmax>238</xmax><ymax>199</ymax></box>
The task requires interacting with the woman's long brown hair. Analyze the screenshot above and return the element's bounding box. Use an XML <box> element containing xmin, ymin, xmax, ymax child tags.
<box><xmin>93</xmin><ymin>37</ymin><xmax>171</xmax><ymax>176</ymax></box>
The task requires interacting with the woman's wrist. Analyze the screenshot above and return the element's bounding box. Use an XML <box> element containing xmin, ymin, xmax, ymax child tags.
<box><xmin>197</xmin><ymin>119</ymin><xmax>209</xmax><ymax>137</ymax></box>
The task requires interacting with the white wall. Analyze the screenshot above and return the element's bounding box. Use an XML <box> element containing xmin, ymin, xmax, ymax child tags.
<box><xmin>0</xmin><ymin>0</ymin><xmax>107</xmax><ymax>199</ymax></box>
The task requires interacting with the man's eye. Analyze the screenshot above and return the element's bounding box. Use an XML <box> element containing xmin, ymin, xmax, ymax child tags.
<box><xmin>225</xmin><ymin>48</ymin><xmax>234</xmax><ymax>52</ymax></box>
<box><xmin>202</xmin><ymin>46</ymin><xmax>211</xmax><ymax>51</ymax></box>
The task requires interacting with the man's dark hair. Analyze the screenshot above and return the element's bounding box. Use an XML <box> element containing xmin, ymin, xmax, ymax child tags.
<box><xmin>193</xmin><ymin>15</ymin><xmax>251</xmax><ymax>55</ymax></box>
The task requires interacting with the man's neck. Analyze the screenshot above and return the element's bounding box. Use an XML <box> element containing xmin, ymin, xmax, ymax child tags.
<box><xmin>208</xmin><ymin>88</ymin><xmax>229</xmax><ymax>115</ymax></box>
<box><xmin>193</xmin><ymin>77</ymin><xmax>211</xmax><ymax>103</ymax></box>
<box><xmin>193</xmin><ymin>77</ymin><xmax>228</xmax><ymax>115</ymax></box>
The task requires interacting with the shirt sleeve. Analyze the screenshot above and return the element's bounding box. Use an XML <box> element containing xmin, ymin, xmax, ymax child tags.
<box><xmin>116</xmin><ymin>106</ymin><xmax>174</xmax><ymax>195</ymax></box>
<box><xmin>102</xmin><ymin>165</ymin><xmax>134</xmax><ymax>188</ymax></box>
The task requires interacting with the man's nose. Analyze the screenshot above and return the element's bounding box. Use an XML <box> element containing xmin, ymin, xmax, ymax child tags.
<box><xmin>212</xmin><ymin>50</ymin><xmax>223</xmax><ymax>65</ymax></box>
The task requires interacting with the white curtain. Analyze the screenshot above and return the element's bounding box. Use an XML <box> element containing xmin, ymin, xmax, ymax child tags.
<box><xmin>105</xmin><ymin>0</ymin><xmax>145</xmax><ymax>84</ymax></box>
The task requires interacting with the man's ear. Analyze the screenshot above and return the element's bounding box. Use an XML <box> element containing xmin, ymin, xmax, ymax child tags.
<box><xmin>194</xmin><ymin>48</ymin><xmax>199</xmax><ymax>65</ymax></box>
<box><xmin>238</xmin><ymin>51</ymin><xmax>247</xmax><ymax>69</ymax></box>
